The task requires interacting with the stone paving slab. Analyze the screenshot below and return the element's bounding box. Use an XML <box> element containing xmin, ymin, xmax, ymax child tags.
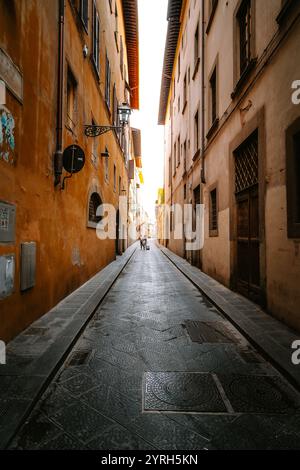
<box><xmin>160</xmin><ymin>245</ymin><xmax>300</xmax><ymax>390</ymax></box>
<box><xmin>0</xmin><ymin>243</ymin><xmax>137</xmax><ymax>450</ymax></box>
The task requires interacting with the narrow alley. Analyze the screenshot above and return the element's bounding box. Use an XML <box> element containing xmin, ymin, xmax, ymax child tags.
<box><xmin>8</xmin><ymin>243</ymin><xmax>300</xmax><ymax>450</ymax></box>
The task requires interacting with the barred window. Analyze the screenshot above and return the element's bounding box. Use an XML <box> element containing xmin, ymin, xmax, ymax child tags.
<box><xmin>88</xmin><ymin>193</ymin><xmax>102</xmax><ymax>224</ymax></box>
<box><xmin>209</xmin><ymin>188</ymin><xmax>218</xmax><ymax>235</ymax></box>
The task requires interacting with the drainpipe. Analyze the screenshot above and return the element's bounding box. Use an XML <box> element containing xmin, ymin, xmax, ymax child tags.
<box><xmin>200</xmin><ymin>0</ymin><xmax>206</xmax><ymax>185</ymax></box>
<box><xmin>54</xmin><ymin>0</ymin><xmax>65</xmax><ymax>186</ymax></box>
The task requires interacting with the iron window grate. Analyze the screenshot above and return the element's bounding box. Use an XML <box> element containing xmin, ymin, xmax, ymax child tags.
<box><xmin>234</xmin><ymin>131</ymin><xmax>258</xmax><ymax>193</ymax></box>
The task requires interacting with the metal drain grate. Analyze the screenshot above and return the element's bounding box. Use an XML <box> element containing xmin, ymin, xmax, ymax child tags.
<box><xmin>185</xmin><ymin>321</ymin><xmax>236</xmax><ymax>344</ymax></box>
<box><xmin>68</xmin><ymin>350</ymin><xmax>91</xmax><ymax>366</ymax></box>
<box><xmin>144</xmin><ymin>372</ymin><xmax>227</xmax><ymax>412</ymax></box>
<box><xmin>218</xmin><ymin>375</ymin><xmax>300</xmax><ymax>413</ymax></box>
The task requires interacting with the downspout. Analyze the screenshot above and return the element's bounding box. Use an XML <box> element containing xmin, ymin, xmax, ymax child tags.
<box><xmin>54</xmin><ymin>0</ymin><xmax>65</xmax><ymax>186</ymax></box>
<box><xmin>200</xmin><ymin>0</ymin><xmax>206</xmax><ymax>184</ymax></box>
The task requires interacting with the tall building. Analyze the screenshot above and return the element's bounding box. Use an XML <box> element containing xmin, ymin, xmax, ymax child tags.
<box><xmin>158</xmin><ymin>0</ymin><xmax>300</xmax><ymax>331</ymax></box>
<box><xmin>0</xmin><ymin>0</ymin><xmax>139</xmax><ymax>341</ymax></box>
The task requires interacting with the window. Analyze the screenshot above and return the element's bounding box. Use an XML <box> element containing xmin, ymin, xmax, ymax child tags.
<box><xmin>114</xmin><ymin>3</ymin><xmax>119</xmax><ymax>49</ymax></box>
<box><xmin>119</xmin><ymin>176</ymin><xmax>122</xmax><ymax>195</ymax></box>
<box><xmin>207</xmin><ymin>0</ymin><xmax>218</xmax><ymax>33</ymax></box>
<box><xmin>120</xmin><ymin>36</ymin><xmax>124</xmax><ymax>78</ymax></box>
<box><xmin>237</xmin><ymin>0</ymin><xmax>252</xmax><ymax>76</ymax></box>
<box><xmin>194</xmin><ymin>22</ymin><xmax>199</xmax><ymax>68</ymax></box>
<box><xmin>183</xmin><ymin>72</ymin><xmax>187</xmax><ymax>111</ymax></box>
<box><xmin>104</xmin><ymin>147</ymin><xmax>109</xmax><ymax>181</ymax></box>
<box><xmin>177</xmin><ymin>52</ymin><xmax>180</xmax><ymax>81</ymax></box>
<box><xmin>108</xmin><ymin>0</ymin><xmax>113</xmax><ymax>14</ymax></box>
<box><xmin>92</xmin><ymin>1</ymin><xmax>100</xmax><ymax>73</ymax></box>
<box><xmin>177</xmin><ymin>96</ymin><xmax>180</xmax><ymax>114</ymax></box>
<box><xmin>66</xmin><ymin>67</ymin><xmax>77</xmax><ymax>131</ymax></box>
<box><xmin>80</xmin><ymin>0</ymin><xmax>88</xmax><ymax>30</ymax></box>
<box><xmin>112</xmin><ymin>83</ymin><xmax>118</xmax><ymax>125</ymax></box>
<box><xmin>177</xmin><ymin>136</ymin><xmax>180</xmax><ymax>166</ymax></box>
<box><xmin>168</xmin><ymin>156</ymin><xmax>172</xmax><ymax>186</ymax></box>
<box><xmin>105</xmin><ymin>54</ymin><xmax>111</xmax><ymax>108</ymax></box>
<box><xmin>91</xmin><ymin>118</ymin><xmax>98</xmax><ymax>164</ymax></box>
<box><xmin>209</xmin><ymin>187</ymin><xmax>218</xmax><ymax>235</ymax></box>
<box><xmin>194</xmin><ymin>110</ymin><xmax>199</xmax><ymax>152</ymax></box>
<box><xmin>88</xmin><ymin>192</ymin><xmax>103</xmax><ymax>225</ymax></box>
<box><xmin>113</xmin><ymin>165</ymin><xmax>117</xmax><ymax>191</ymax></box>
<box><xmin>286</xmin><ymin>117</ymin><xmax>300</xmax><ymax>238</ymax></box>
<box><xmin>173</xmin><ymin>142</ymin><xmax>176</xmax><ymax>175</ymax></box>
<box><xmin>184</xmin><ymin>184</ymin><xmax>187</xmax><ymax>200</ymax></box>
<box><xmin>183</xmin><ymin>140</ymin><xmax>187</xmax><ymax>173</ymax></box>
<box><xmin>210</xmin><ymin>66</ymin><xmax>217</xmax><ymax>125</ymax></box>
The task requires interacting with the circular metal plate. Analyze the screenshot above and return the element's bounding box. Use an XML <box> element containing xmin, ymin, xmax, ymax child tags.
<box><xmin>62</xmin><ymin>145</ymin><xmax>85</xmax><ymax>174</ymax></box>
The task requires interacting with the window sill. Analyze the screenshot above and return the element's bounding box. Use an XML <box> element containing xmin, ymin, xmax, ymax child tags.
<box><xmin>87</xmin><ymin>221</ymin><xmax>98</xmax><ymax>229</ymax></box>
<box><xmin>231</xmin><ymin>58</ymin><xmax>257</xmax><ymax>100</ymax></box>
<box><xmin>193</xmin><ymin>148</ymin><xmax>200</xmax><ymax>161</ymax></box>
<box><xmin>192</xmin><ymin>58</ymin><xmax>200</xmax><ymax>80</ymax></box>
<box><xmin>182</xmin><ymin>101</ymin><xmax>187</xmax><ymax>115</ymax></box>
<box><xmin>209</xmin><ymin>229</ymin><xmax>218</xmax><ymax>237</ymax></box>
<box><xmin>206</xmin><ymin>0</ymin><xmax>218</xmax><ymax>34</ymax></box>
<box><xmin>206</xmin><ymin>118</ymin><xmax>219</xmax><ymax>140</ymax></box>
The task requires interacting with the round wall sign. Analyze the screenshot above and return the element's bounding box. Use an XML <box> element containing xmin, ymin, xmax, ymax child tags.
<box><xmin>62</xmin><ymin>145</ymin><xmax>85</xmax><ymax>174</ymax></box>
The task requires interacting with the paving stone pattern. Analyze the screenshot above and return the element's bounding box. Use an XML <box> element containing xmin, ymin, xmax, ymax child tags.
<box><xmin>9</xmin><ymin>243</ymin><xmax>300</xmax><ymax>450</ymax></box>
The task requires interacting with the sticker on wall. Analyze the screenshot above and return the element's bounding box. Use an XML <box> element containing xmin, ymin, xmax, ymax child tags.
<box><xmin>0</xmin><ymin>107</ymin><xmax>15</xmax><ymax>164</ymax></box>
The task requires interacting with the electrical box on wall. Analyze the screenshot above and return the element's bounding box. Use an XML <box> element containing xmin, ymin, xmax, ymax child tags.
<box><xmin>0</xmin><ymin>255</ymin><xmax>15</xmax><ymax>298</ymax></box>
<box><xmin>0</xmin><ymin>201</ymin><xmax>16</xmax><ymax>243</ymax></box>
<box><xmin>20</xmin><ymin>242</ymin><xmax>36</xmax><ymax>291</ymax></box>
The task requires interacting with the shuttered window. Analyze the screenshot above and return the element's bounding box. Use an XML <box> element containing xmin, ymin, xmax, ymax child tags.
<box><xmin>92</xmin><ymin>1</ymin><xmax>100</xmax><ymax>73</ymax></box>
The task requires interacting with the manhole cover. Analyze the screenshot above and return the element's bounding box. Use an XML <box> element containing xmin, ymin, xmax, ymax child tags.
<box><xmin>68</xmin><ymin>350</ymin><xmax>91</xmax><ymax>366</ymax></box>
<box><xmin>218</xmin><ymin>375</ymin><xmax>300</xmax><ymax>413</ymax></box>
<box><xmin>144</xmin><ymin>372</ymin><xmax>227</xmax><ymax>412</ymax></box>
<box><xmin>185</xmin><ymin>321</ymin><xmax>236</xmax><ymax>343</ymax></box>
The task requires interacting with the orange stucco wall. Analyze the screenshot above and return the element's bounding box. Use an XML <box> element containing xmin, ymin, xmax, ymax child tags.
<box><xmin>0</xmin><ymin>0</ymin><xmax>131</xmax><ymax>342</ymax></box>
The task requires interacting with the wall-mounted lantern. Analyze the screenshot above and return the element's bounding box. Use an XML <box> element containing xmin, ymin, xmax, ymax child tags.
<box><xmin>84</xmin><ymin>103</ymin><xmax>132</xmax><ymax>137</ymax></box>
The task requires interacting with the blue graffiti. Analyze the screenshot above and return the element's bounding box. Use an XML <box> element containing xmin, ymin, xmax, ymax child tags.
<box><xmin>0</xmin><ymin>109</ymin><xmax>15</xmax><ymax>163</ymax></box>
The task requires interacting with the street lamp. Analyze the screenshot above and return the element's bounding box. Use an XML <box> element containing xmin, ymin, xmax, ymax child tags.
<box><xmin>84</xmin><ymin>103</ymin><xmax>131</xmax><ymax>137</ymax></box>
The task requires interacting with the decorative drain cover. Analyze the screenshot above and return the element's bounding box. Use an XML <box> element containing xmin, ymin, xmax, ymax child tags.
<box><xmin>218</xmin><ymin>375</ymin><xmax>300</xmax><ymax>413</ymax></box>
<box><xmin>144</xmin><ymin>372</ymin><xmax>227</xmax><ymax>412</ymax></box>
<box><xmin>185</xmin><ymin>321</ymin><xmax>236</xmax><ymax>343</ymax></box>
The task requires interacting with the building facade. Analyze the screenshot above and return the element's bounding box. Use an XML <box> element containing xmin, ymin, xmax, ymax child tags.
<box><xmin>159</xmin><ymin>0</ymin><xmax>300</xmax><ymax>331</ymax></box>
<box><xmin>0</xmin><ymin>0</ymin><xmax>139</xmax><ymax>342</ymax></box>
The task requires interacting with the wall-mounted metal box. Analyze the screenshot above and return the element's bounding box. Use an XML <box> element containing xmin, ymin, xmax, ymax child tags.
<box><xmin>0</xmin><ymin>201</ymin><xmax>16</xmax><ymax>243</ymax></box>
<box><xmin>0</xmin><ymin>254</ymin><xmax>15</xmax><ymax>298</ymax></box>
<box><xmin>20</xmin><ymin>242</ymin><xmax>36</xmax><ymax>291</ymax></box>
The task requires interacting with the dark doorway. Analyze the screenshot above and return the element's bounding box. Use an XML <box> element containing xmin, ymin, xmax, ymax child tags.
<box><xmin>234</xmin><ymin>130</ymin><xmax>261</xmax><ymax>303</ymax></box>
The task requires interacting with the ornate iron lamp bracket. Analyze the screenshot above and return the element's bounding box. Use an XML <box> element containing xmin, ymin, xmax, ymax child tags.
<box><xmin>84</xmin><ymin>125</ymin><xmax>123</xmax><ymax>137</ymax></box>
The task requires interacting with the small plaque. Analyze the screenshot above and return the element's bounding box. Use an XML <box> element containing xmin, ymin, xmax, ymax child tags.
<box><xmin>0</xmin><ymin>202</ymin><xmax>16</xmax><ymax>243</ymax></box>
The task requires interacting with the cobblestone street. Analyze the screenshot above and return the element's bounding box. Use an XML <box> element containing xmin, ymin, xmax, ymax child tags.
<box><xmin>9</xmin><ymin>243</ymin><xmax>300</xmax><ymax>450</ymax></box>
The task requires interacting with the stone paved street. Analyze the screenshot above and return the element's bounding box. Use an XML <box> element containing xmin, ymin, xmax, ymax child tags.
<box><xmin>9</xmin><ymin>243</ymin><xmax>300</xmax><ymax>450</ymax></box>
